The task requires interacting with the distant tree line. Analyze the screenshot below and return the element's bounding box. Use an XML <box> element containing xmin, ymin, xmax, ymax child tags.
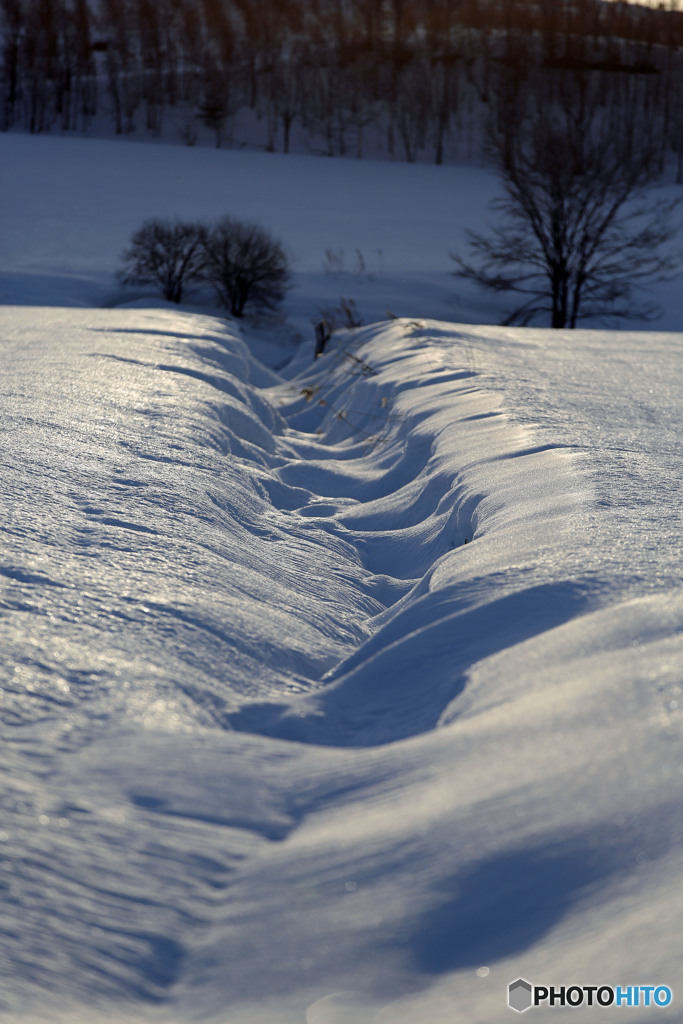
<box><xmin>4</xmin><ymin>0</ymin><xmax>683</xmax><ymax>176</ymax></box>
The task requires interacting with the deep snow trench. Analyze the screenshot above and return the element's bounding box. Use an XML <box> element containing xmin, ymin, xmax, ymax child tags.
<box><xmin>1</xmin><ymin>307</ymin><xmax>583</xmax><ymax>749</ymax></box>
<box><xmin>1</xmin><ymin>307</ymin><xmax>682</xmax><ymax>1024</ymax></box>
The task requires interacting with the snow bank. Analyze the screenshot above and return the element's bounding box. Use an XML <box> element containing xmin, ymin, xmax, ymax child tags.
<box><xmin>1</xmin><ymin>305</ymin><xmax>681</xmax><ymax>1022</ymax></box>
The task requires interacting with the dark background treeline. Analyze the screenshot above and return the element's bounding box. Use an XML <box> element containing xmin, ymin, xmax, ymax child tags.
<box><xmin>3</xmin><ymin>0</ymin><xmax>683</xmax><ymax>175</ymax></box>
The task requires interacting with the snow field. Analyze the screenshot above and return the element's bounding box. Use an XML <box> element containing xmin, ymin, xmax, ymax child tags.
<box><xmin>0</xmin><ymin>133</ymin><xmax>494</xmax><ymax>326</ymax></box>
<box><xmin>3</xmin><ymin>131</ymin><xmax>682</xmax><ymax>332</ymax></box>
<box><xmin>0</xmin><ymin>130</ymin><xmax>682</xmax><ymax>1023</ymax></box>
<box><xmin>0</xmin><ymin>303</ymin><xmax>681</xmax><ymax>1023</ymax></box>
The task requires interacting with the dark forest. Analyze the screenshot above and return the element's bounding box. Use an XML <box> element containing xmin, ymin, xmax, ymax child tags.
<box><xmin>3</xmin><ymin>0</ymin><xmax>683</xmax><ymax>177</ymax></box>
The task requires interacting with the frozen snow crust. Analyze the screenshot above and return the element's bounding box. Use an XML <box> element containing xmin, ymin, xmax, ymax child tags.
<box><xmin>1</xmin><ymin>307</ymin><xmax>682</xmax><ymax>1023</ymax></box>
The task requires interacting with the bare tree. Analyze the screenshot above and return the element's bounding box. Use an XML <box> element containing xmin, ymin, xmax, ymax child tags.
<box><xmin>118</xmin><ymin>219</ymin><xmax>205</xmax><ymax>303</ymax></box>
<box><xmin>199</xmin><ymin>63</ymin><xmax>232</xmax><ymax>148</ymax></box>
<box><xmin>100</xmin><ymin>0</ymin><xmax>140</xmax><ymax>134</ymax></box>
<box><xmin>454</xmin><ymin>85</ymin><xmax>681</xmax><ymax>328</ymax></box>
<box><xmin>395</xmin><ymin>56</ymin><xmax>430</xmax><ymax>162</ymax></box>
<box><xmin>201</xmin><ymin>217</ymin><xmax>290</xmax><ymax>318</ymax></box>
<box><xmin>1</xmin><ymin>0</ymin><xmax>24</xmax><ymax>129</ymax></box>
<box><xmin>270</xmin><ymin>42</ymin><xmax>304</xmax><ymax>155</ymax></box>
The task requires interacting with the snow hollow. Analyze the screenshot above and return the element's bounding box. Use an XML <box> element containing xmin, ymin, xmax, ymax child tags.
<box><xmin>0</xmin><ymin>134</ymin><xmax>682</xmax><ymax>1024</ymax></box>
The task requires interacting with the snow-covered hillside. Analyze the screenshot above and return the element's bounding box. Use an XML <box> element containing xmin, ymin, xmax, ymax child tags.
<box><xmin>3</xmin><ymin>132</ymin><xmax>683</xmax><ymax>331</ymax></box>
<box><xmin>0</xmin><ymin>135</ymin><xmax>682</xmax><ymax>1023</ymax></box>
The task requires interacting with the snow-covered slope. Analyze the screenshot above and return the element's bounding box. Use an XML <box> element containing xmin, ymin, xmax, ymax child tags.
<box><xmin>0</xmin><ymin>133</ymin><xmax>496</xmax><ymax>327</ymax></box>
<box><xmin>1</xmin><ymin>304</ymin><xmax>681</xmax><ymax>1023</ymax></box>
<box><xmin>3</xmin><ymin>132</ymin><xmax>683</xmax><ymax>331</ymax></box>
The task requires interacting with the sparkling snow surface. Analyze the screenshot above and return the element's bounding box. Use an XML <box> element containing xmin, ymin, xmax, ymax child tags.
<box><xmin>1</xmin><ymin>134</ymin><xmax>682</xmax><ymax>1023</ymax></box>
<box><xmin>1</xmin><ymin>306</ymin><xmax>681</xmax><ymax>1024</ymax></box>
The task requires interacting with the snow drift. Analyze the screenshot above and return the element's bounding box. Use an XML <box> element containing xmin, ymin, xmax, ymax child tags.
<box><xmin>1</xmin><ymin>304</ymin><xmax>681</xmax><ymax>1023</ymax></box>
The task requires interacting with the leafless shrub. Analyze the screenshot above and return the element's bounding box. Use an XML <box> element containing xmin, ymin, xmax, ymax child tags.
<box><xmin>117</xmin><ymin>219</ymin><xmax>206</xmax><ymax>303</ymax></box>
<box><xmin>322</xmin><ymin>247</ymin><xmax>346</xmax><ymax>275</ymax></box>
<box><xmin>317</xmin><ymin>296</ymin><xmax>364</xmax><ymax>332</ymax></box>
<box><xmin>201</xmin><ymin>217</ymin><xmax>291</xmax><ymax>318</ymax></box>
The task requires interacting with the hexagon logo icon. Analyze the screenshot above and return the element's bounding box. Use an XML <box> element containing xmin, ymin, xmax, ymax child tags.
<box><xmin>508</xmin><ymin>978</ymin><xmax>533</xmax><ymax>1013</ymax></box>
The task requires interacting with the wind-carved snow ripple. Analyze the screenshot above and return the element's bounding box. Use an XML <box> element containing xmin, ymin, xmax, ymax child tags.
<box><xmin>0</xmin><ymin>311</ymin><xmax>402</xmax><ymax>1012</ymax></box>
<box><xmin>229</xmin><ymin>322</ymin><xmax>586</xmax><ymax>747</ymax></box>
<box><xmin>0</xmin><ymin>316</ymin><xmax>390</xmax><ymax>744</ymax></box>
<box><xmin>0</xmin><ymin>310</ymin><xmax>583</xmax><ymax>756</ymax></box>
<box><xmin>0</xmin><ymin>310</ymin><xmax>589</xmax><ymax>1014</ymax></box>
